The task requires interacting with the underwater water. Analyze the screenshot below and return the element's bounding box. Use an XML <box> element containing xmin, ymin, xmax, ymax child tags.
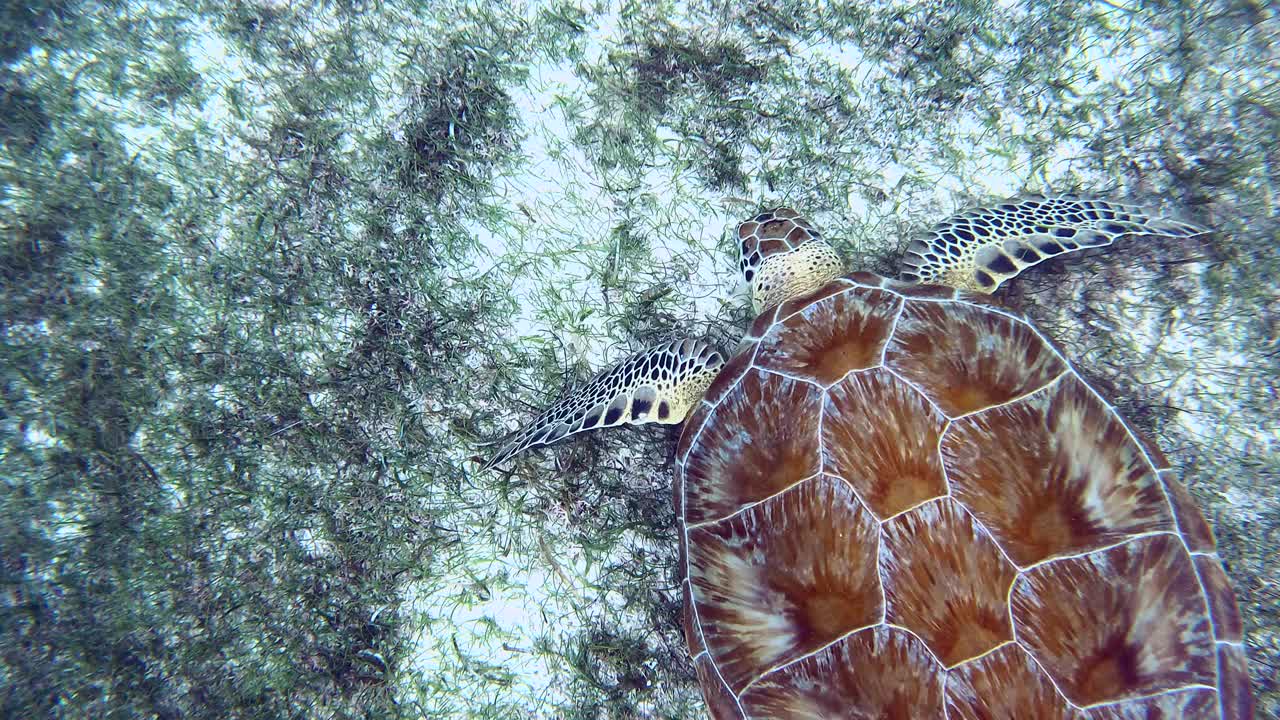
<box><xmin>1</xmin><ymin>0</ymin><xmax>1276</xmax><ymax>717</ymax></box>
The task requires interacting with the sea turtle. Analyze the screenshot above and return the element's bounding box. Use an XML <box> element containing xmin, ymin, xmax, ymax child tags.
<box><xmin>483</xmin><ymin>197</ymin><xmax>1253</xmax><ymax>719</ymax></box>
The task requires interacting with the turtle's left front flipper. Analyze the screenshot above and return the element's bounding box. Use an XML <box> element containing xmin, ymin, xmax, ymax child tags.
<box><xmin>482</xmin><ymin>339</ymin><xmax>725</xmax><ymax>471</ymax></box>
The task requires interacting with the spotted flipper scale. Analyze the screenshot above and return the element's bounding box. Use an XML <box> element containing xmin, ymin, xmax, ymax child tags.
<box><xmin>738</xmin><ymin>208</ymin><xmax>845</xmax><ymax>312</ymax></box>
<box><xmin>899</xmin><ymin>196</ymin><xmax>1209</xmax><ymax>293</ymax></box>
<box><xmin>482</xmin><ymin>339</ymin><xmax>725</xmax><ymax>470</ymax></box>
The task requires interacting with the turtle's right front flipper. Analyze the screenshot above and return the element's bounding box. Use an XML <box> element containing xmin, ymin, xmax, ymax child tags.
<box><xmin>482</xmin><ymin>339</ymin><xmax>725</xmax><ymax>471</ymax></box>
<box><xmin>900</xmin><ymin>196</ymin><xmax>1209</xmax><ymax>293</ymax></box>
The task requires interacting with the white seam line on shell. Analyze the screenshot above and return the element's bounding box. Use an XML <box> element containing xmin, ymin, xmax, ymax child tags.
<box><xmin>816</xmin><ymin>387</ymin><xmax>827</xmax><ymax>476</ymax></box>
<box><xmin>769</xmin><ymin>280</ymin><xmax>863</xmax><ymax>328</ymax></box>
<box><xmin>879</xmin><ymin>297</ymin><xmax>906</xmax><ymax>368</ymax></box>
<box><xmin>1003</xmin><ymin>571</ymin><xmax>1021</xmax><ymax>682</ymax></box>
<box><xmin>950</xmin><ymin>501</ymin><xmax>1020</xmax><ymax>578</ymax></box>
<box><xmin>1216</xmin><ymin>639</ymin><xmax>1245</xmax><ymax>648</ymax></box>
<box><xmin>941</xmin><ymin>672</ymin><xmax>952</xmax><ymax>720</ymax></box>
<box><xmin>756</xmin><ymin>366</ymin><xmax>824</xmax><ymax>389</ymax></box>
<box><xmin>947</xmin><ymin>638</ymin><xmax>1018</xmax><ymax>671</ymax></box>
<box><xmin>937</xmin><ymin>418</ymin><xmax>953</xmax><ymax>498</ymax></box>
<box><xmin>882</xmin><ymin>622</ymin><xmax>948</xmax><ymax>669</ymax></box>
<box><xmin>683</xmin><ymin>472</ymin><xmax>824</xmax><ymax>531</ymax></box>
<box><xmin>1007</xmin><ymin>578</ymin><xmax>1083</xmax><ymax>710</ymax></box>
<box><xmin>945</xmin><ymin>498</ymin><xmax>1022</xmax><ymax>680</ymax></box>
<box><xmin>735</xmin><ymin>622</ymin><xmax>961</xmax><ymax>699</ymax></box>
<box><xmin>681</xmin><ymin>341</ymin><xmax>763</xmax><ymax>465</ymax></box>
<box><xmin>1193</xmin><ymin>554</ymin><xmax>1230</xmax><ymax>643</ymax></box>
<box><xmin>1189</xmin><ymin>550</ymin><xmax>1220</xmax><ymax>558</ymax></box>
<box><xmin>1017</xmin><ymin>530</ymin><xmax>1178</xmax><ymax>573</ymax></box>
<box><xmin>877</xmin><ymin>493</ymin><xmax>949</xmax><ymax>527</ymax></box>
<box><xmin>828</xmin><ymin>470</ymin><xmax>882</xmax><ymax>523</ymax></box>
<box><xmin>940</xmin><ymin>674</ymin><xmax>950</xmax><ymax>720</ymax></box>
<box><xmin>948</xmin><ymin>370</ymin><xmax>1069</xmax><ymax>422</ymax></box>
<box><xmin>912</xmin><ymin>296</ymin><xmax>1072</xmax><ymax>366</ymax></box>
<box><xmin>1155</xmin><ymin>468</ymin><xmax>1207</xmax><ymax>558</ymax></box>
<box><xmin>680</xmin><ymin>339</ymin><xmax>762</xmax><ymax>719</ymax></box>
<box><xmin>822</xmin><ymin>364</ymin><xmax>877</xmax><ymax>391</ymax></box>
<box><xmin>736</xmin><ymin>621</ymin><xmax>882</xmax><ymax>696</ymax></box>
<box><xmin>874</xmin><ymin>521</ymin><xmax>888</xmax><ymax>625</ymax></box>
<box><xmin>1078</xmin><ymin>683</ymin><xmax>1220</xmax><ymax>710</ymax></box>
<box><xmin>881</xmin><ymin>364</ymin><xmax>947</xmax><ymax>418</ymax></box>
<box><xmin>690</xmin><ymin>593</ymin><xmax>747</xmax><ymax>717</ymax></box>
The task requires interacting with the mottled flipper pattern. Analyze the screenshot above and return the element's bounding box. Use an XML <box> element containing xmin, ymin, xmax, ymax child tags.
<box><xmin>900</xmin><ymin>196</ymin><xmax>1209</xmax><ymax>293</ymax></box>
<box><xmin>483</xmin><ymin>339</ymin><xmax>725</xmax><ymax>470</ymax></box>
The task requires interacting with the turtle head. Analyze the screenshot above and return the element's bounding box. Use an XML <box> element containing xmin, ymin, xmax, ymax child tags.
<box><xmin>737</xmin><ymin>208</ymin><xmax>844</xmax><ymax>313</ymax></box>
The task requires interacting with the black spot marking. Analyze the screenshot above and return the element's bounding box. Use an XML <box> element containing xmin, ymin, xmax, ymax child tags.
<box><xmin>631</xmin><ymin>398</ymin><xmax>652</xmax><ymax>420</ymax></box>
<box><xmin>1036</xmin><ymin>240</ymin><xmax>1065</xmax><ymax>254</ymax></box>
<box><xmin>1102</xmin><ymin>223</ymin><xmax>1126</xmax><ymax>234</ymax></box>
<box><xmin>604</xmin><ymin>406</ymin><xmax>623</xmax><ymax>425</ymax></box>
<box><xmin>1054</xmin><ymin>227</ymin><xmax>1076</xmax><ymax>238</ymax></box>
<box><xmin>1014</xmin><ymin>246</ymin><xmax>1040</xmax><ymax>262</ymax></box>
<box><xmin>985</xmin><ymin>254</ymin><xmax>1018</xmax><ymax>274</ymax></box>
<box><xmin>954</xmin><ymin>228</ymin><xmax>973</xmax><ymax>242</ymax></box>
<box><xmin>583</xmin><ymin>412</ymin><xmax>602</xmax><ymax>429</ymax></box>
<box><xmin>974</xmin><ymin>269</ymin><xmax>995</xmax><ymax>288</ymax></box>
<box><xmin>658</xmin><ymin>401</ymin><xmax>670</xmax><ymax>420</ymax></box>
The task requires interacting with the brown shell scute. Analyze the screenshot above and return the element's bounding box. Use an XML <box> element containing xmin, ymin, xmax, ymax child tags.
<box><xmin>885</xmin><ymin>299</ymin><xmax>1067</xmax><ymax>416</ymax></box>
<box><xmin>881</xmin><ymin>498</ymin><xmax>1017</xmax><ymax>667</ymax></box>
<box><xmin>682</xmin><ymin>372</ymin><xmax>821</xmax><ymax>524</ymax></box>
<box><xmin>1011</xmin><ymin>534</ymin><xmax>1215</xmax><ymax>705</ymax></box>
<box><xmin>1217</xmin><ymin>645</ymin><xmax>1255</xmax><ymax>720</ymax></box>
<box><xmin>1087</xmin><ymin>689</ymin><xmax>1219</xmax><ymax>719</ymax></box>
<box><xmin>686</xmin><ymin>475</ymin><xmax>881</xmax><ymax>692</ymax></box>
<box><xmin>677</xmin><ymin>273</ymin><xmax>1251</xmax><ymax>719</ymax></box>
<box><xmin>943</xmin><ymin>374</ymin><xmax>1176</xmax><ymax>567</ymax></box>
<box><xmin>1195</xmin><ymin>556</ymin><xmax>1244</xmax><ymax>642</ymax></box>
<box><xmin>1163</xmin><ymin>473</ymin><xmax>1218</xmax><ymax>553</ymax></box>
<box><xmin>946</xmin><ymin>644</ymin><xmax>1077</xmax><ymax>719</ymax></box>
<box><xmin>740</xmin><ymin>627</ymin><xmax>944</xmax><ymax>718</ymax></box>
<box><xmin>823</xmin><ymin>369</ymin><xmax>947</xmax><ymax>518</ymax></box>
<box><xmin>692</xmin><ymin>656</ymin><xmax>746</xmax><ymax>720</ymax></box>
<box><xmin>755</xmin><ymin>286</ymin><xmax>901</xmax><ymax>384</ymax></box>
